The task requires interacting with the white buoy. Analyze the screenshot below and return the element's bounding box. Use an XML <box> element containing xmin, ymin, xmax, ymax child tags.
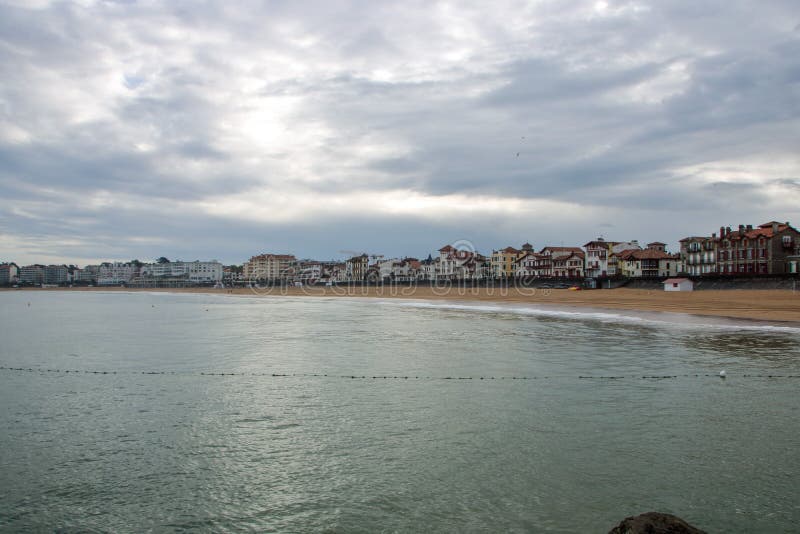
<box><xmin>719</xmin><ymin>370</ymin><xmax>727</xmax><ymax>378</ymax></box>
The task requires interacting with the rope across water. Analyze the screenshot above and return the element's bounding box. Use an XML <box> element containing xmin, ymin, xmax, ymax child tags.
<box><xmin>1</xmin><ymin>366</ymin><xmax>798</xmax><ymax>380</ymax></box>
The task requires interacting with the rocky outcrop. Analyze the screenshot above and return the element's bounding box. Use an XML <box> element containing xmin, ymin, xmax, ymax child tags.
<box><xmin>608</xmin><ymin>512</ymin><xmax>706</xmax><ymax>534</ymax></box>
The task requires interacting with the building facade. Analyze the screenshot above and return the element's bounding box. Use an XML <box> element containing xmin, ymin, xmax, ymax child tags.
<box><xmin>679</xmin><ymin>236</ymin><xmax>717</xmax><ymax>276</ymax></box>
<box><xmin>491</xmin><ymin>246</ymin><xmax>522</xmax><ymax>278</ymax></box>
<box><xmin>19</xmin><ymin>265</ymin><xmax>45</xmax><ymax>285</ymax></box>
<box><xmin>98</xmin><ymin>262</ymin><xmax>139</xmax><ymax>285</ymax></box>
<box><xmin>552</xmin><ymin>252</ymin><xmax>585</xmax><ymax>278</ymax></box>
<box><xmin>0</xmin><ymin>263</ymin><xmax>19</xmax><ymax>284</ymax></box>
<box><xmin>716</xmin><ymin>222</ymin><xmax>800</xmax><ymax>275</ymax></box>
<box><xmin>437</xmin><ymin>246</ymin><xmax>484</xmax><ymax>280</ymax></box>
<box><xmin>140</xmin><ymin>261</ymin><xmax>223</xmax><ymax>283</ymax></box>
<box><xmin>44</xmin><ymin>265</ymin><xmax>69</xmax><ymax>285</ymax></box>
<box><xmin>584</xmin><ymin>239</ymin><xmax>641</xmax><ymax>277</ymax></box>
<box><xmin>345</xmin><ymin>254</ymin><xmax>369</xmax><ymax>281</ymax></box>
<box><xmin>77</xmin><ymin>265</ymin><xmax>100</xmax><ymax>283</ymax></box>
<box><xmin>618</xmin><ymin>246</ymin><xmax>680</xmax><ymax>278</ymax></box>
<box><xmin>244</xmin><ymin>254</ymin><xmax>297</xmax><ymax>282</ymax></box>
<box><xmin>542</xmin><ymin>247</ymin><xmax>584</xmax><ymax>278</ymax></box>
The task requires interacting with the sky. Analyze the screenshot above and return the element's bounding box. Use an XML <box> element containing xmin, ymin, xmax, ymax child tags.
<box><xmin>1</xmin><ymin>0</ymin><xmax>799</xmax><ymax>266</ymax></box>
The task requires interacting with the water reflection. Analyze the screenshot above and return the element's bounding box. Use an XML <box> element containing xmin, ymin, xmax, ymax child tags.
<box><xmin>680</xmin><ymin>331</ymin><xmax>800</xmax><ymax>362</ymax></box>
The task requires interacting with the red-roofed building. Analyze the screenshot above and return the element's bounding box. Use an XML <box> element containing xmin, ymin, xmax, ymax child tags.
<box><xmin>514</xmin><ymin>251</ymin><xmax>547</xmax><ymax>277</ymax></box>
<box><xmin>539</xmin><ymin>246</ymin><xmax>585</xmax><ymax>278</ymax></box>
<box><xmin>584</xmin><ymin>239</ymin><xmax>641</xmax><ymax>277</ymax></box>
<box><xmin>716</xmin><ymin>222</ymin><xmax>800</xmax><ymax>275</ymax></box>
<box><xmin>552</xmin><ymin>251</ymin><xmax>585</xmax><ymax>278</ymax></box>
<box><xmin>618</xmin><ymin>244</ymin><xmax>681</xmax><ymax>277</ymax></box>
<box><xmin>437</xmin><ymin>245</ymin><xmax>486</xmax><ymax>279</ymax></box>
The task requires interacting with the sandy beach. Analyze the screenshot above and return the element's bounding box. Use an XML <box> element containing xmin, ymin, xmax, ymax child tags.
<box><xmin>7</xmin><ymin>286</ymin><xmax>800</xmax><ymax>324</ymax></box>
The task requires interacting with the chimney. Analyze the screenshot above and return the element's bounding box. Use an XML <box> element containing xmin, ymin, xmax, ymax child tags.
<box><xmin>726</xmin><ymin>226</ymin><xmax>732</xmax><ymax>235</ymax></box>
<box><xmin>712</xmin><ymin>232</ymin><xmax>717</xmax><ymax>239</ymax></box>
<box><xmin>746</xmin><ymin>224</ymin><xmax>752</xmax><ymax>231</ymax></box>
<box><xmin>738</xmin><ymin>224</ymin><xmax>745</xmax><ymax>234</ymax></box>
<box><xmin>720</xmin><ymin>226</ymin><xmax>725</xmax><ymax>238</ymax></box>
<box><xmin>772</xmin><ymin>222</ymin><xmax>779</xmax><ymax>233</ymax></box>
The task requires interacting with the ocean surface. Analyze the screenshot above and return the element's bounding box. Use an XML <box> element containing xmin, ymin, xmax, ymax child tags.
<box><xmin>1</xmin><ymin>291</ymin><xmax>799</xmax><ymax>533</ymax></box>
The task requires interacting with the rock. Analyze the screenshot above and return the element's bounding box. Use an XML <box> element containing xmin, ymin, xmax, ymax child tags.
<box><xmin>608</xmin><ymin>512</ymin><xmax>706</xmax><ymax>534</ymax></box>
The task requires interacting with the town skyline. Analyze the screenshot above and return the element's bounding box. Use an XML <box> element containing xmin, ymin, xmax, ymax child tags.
<box><xmin>0</xmin><ymin>217</ymin><xmax>791</xmax><ymax>266</ymax></box>
<box><xmin>1</xmin><ymin>217</ymin><xmax>795</xmax><ymax>267</ymax></box>
<box><xmin>4</xmin><ymin>219</ymin><xmax>799</xmax><ymax>286</ymax></box>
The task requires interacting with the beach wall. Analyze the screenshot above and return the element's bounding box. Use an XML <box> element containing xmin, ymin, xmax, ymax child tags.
<box><xmin>4</xmin><ymin>275</ymin><xmax>798</xmax><ymax>291</ymax></box>
<box><xmin>624</xmin><ymin>274</ymin><xmax>799</xmax><ymax>290</ymax></box>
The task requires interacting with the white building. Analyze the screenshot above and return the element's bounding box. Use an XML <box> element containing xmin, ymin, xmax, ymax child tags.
<box><xmin>0</xmin><ymin>263</ymin><xmax>19</xmax><ymax>284</ymax></box>
<box><xmin>680</xmin><ymin>236</ymin><xmax>717</xmax><ymax>276</ymax></box>
<box><xmin>44</xmin><ymin>265</ymin><xmax>69</xmax><ymax>285</ymax></box>
<box><xmin>329</xmin><ymin>263</ymin><xmax>348</xmax><ymax>282</ymax></box>
<box><xmin>584</xmin><ymin>239</ymin><xmax>641</xmax><ymax>277</ymax></box>
<box><xmin>618</xmin><ymin>244</ymin><xmax>681</xmax><ymax>278</ymax></box>
<box><xmin>436</xmin><ymin>245</ymin><xmax>484</xmax><ymax>280</ymax></box>
<box><xmin>514</xmin><ymin>251</ymin><xmax>546</xmax><ymax>277</ymax></box>
<box><xmin>140</xmin><ymin>261</ymin><xmax>223</xmax><ymax>283</ymax></box>
<box><xmin>298</xmin><ymin>264</ymin><xmax>324</xmax><ymax>283</ymax></box>
<box><xmin>419</xmin><ymin>257</ymin><xmax>438</xmax><ymax>280</ymax></box>
<box><xmin>98</xmin><ymin>262</ymin><xmax>140</xmax><ymax>285</ymax></box>
<box><xmin>77</xmin><ymin>265</ymin><xmax>100</xmax><ymax>283</ymax></box>
<box><xmin>663</xmin><ymin>278</ymin><xmax>694</xmax><ymax>292</ymax></box>
<box><xmin>377</xmin><ymin>258</ymin><xmax>412</xmax><ymax>281</ymax></box>
<box><xmin>19</xmin><ymin>264</ymin><xmax>45</xmax><ymax>285</ymax></box>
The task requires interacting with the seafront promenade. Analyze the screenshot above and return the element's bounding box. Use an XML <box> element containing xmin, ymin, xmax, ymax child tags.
<box><xmin>6</xmin><ymin>286</ymin><xmax>800</xmax><ymax>324</ymax></box>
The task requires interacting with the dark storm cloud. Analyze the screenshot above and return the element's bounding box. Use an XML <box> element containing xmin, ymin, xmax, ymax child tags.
<box><xmin>0</xmin><ymin>0</ymin><xmax>799</xmax><ymax>263</ymax></box>
<box><xmin>0</xmin><ymin>142</ymin><xmax>254</xmax><ymax>201</ymax></box>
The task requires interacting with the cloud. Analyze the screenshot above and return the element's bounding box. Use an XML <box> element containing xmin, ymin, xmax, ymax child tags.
<box><xmin>0</xmin><ymin>0</ymin><xmax>799</xmax><ymax>265</ymax></box>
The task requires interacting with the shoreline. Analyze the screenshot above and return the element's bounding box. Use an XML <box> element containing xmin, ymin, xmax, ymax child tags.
<box><xmin>4</xmin><ymin>285</ymin><xmax>800</xmax><ymax>325</ymax></box>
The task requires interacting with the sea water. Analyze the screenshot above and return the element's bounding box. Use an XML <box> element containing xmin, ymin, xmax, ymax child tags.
<box><xmin>1</xmin><ymin>291</ymin><xmax>799</xmax><ymax>532</ymax></box>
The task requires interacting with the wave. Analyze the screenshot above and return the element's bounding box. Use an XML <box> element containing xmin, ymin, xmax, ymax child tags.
<box><xmin>58</xmin><ymin>290</ymin><xmax>800</xmax><ymax>334</ymax></box>
<box><xmin>385</xmin><ymin>300</ymin><xmax>800</xmax><ymax>334</ymax></box>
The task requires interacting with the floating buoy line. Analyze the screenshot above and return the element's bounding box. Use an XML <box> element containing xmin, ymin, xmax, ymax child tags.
<box><xmin>1</xmin><ymin>366</ymin><xmax>798</xmax><ymax>381</ymax></box>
